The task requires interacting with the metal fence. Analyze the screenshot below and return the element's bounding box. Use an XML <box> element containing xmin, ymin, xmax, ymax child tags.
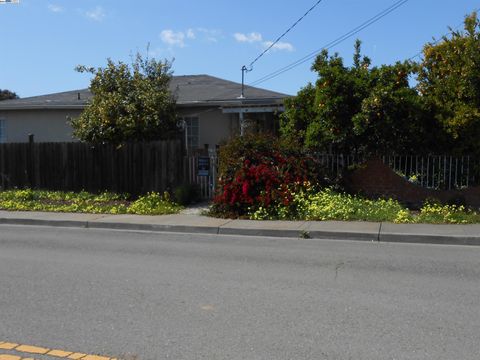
<box><xmin>314</xmin><ymin>154</ymin><xmax>479</xmax><ymax>191</ymax></box>
<box><xmin>383</xmin><ymin>155</ymin><xmax>478</xmax><ymax>190</ymax></box>
<box><xmin>182</xmin><ymin>152</ymin><xmax>480</xmax><ymax>199</ymax></box>
<box><xmin>184</xmin><ymin>151</ymin><xmax>218</xmax><ymax>199</ymax></box>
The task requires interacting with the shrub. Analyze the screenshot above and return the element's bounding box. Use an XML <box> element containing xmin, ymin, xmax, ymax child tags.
<box><xmin>173</xmin><ymin>184</ymin><xmax>200</xmax><ymax>206</ymax></box>
<box><xmin>127</xmin><ymin>192</ymin><xmax>182</xmax><ymax>215</ymax></box>
<box><xmin>212</xmin><ymin>134</ymin><xmax>324</xmax><ymax>218</ymax></box>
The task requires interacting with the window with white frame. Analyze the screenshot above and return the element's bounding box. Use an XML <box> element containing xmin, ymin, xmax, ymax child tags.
<box><xmin>0</xmin><ymin>119</ymin><xmax>5</xmax><ymax>143</ymax></box>
<box><xmin>183</xmin><ymin>116</ymin><xmax>199</xmax><ymax>151</ymax></box>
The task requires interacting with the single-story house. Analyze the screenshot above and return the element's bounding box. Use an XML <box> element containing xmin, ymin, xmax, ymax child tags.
<box><xmin>0</xmin><ymin>75</ymin><xmax>288</xmax><ymax>151</ymax></box>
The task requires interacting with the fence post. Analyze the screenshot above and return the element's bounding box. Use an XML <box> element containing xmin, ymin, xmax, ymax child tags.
<box><xmin>27</xmin><ymin>134</ymin><xmax>35</xmax><ymax>188</ymax></box>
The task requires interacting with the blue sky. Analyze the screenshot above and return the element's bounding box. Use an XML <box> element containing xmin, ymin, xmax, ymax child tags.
<box><xmin>0</xmin><ymin>0</ymin><xmax>478</xmax><ymax>98</ymax></box>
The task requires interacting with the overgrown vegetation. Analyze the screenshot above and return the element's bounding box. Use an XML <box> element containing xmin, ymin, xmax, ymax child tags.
<box><xmin>211</xmin><ymin>134</ymin><xmax>333</xmax><ymax>218</ymax></box>
<box><xmin>0</xmin><ymin>89</ymin><xmax>18</xmax><ymax>101</ymax></box>
<box><xmin>210</xmin><ymin>134</ymin><xmax>480</xmax><ymax>224</ymax></box>
<box><xmin>281</xmin><ymin>12</ymin><xmax>480</xmax><ymax>158</ymax></box>
<box><xmin>249</xmin><ymin>187</ymin><xmax>480</xmax><ymax>224</ymax></box>
<box><xmin>0</xmin><ymin>189</ymin><xmax>182</xmax><ymax>215</ymax></box>
<box><xmin>71</xmin><ymin>53</ymin><xmax>179</xmax><ymax>145</ymax></box>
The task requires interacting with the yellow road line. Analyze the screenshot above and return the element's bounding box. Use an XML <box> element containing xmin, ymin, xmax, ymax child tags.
<box><xmin>0</xmin><ymin>344</ymin><xmax>18</xmax><ymax>351</ymax></box>
<box><xmin>14</xmin><ymin>346</ymin><xmax>48</xmax><ymax>355</ymax></box>
<box><xmin>0</xmin><ymin>354</ymin><xmax>38</xmax><ymax>360</ymax></box>
<box><xmin>67</xmin><ymin>354</ymin><xmax>87</xmax><ymax>360</ymax></box>
<box><xmin>47</xmin><ymin>350</ymin><xmax>73</xmax><ymax>357</ymax></box>
<box><xmin>0</xmin><ymin>341</ymin><xmax>118</xmax><ymax>360</ymax></box>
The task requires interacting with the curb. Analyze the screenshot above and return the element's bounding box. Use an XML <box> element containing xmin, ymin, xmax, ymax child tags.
<box><xmin>87</xmin><ymin>221</ymin><xmax>221</xmax><ymax>235</ymax></box>
<box><xmin>379</xmin><ymin>232</ymin><xmax>480</xmax><ymax>246</ymax></box>
<box><xmin>1</xmin><ymin>216</ymin><xmax>480</xmax><ymax>246</ymax></box>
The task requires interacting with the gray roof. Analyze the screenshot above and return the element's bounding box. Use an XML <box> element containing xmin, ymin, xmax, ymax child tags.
<box><xmin>0</xmin><ymin>75</ymin><xmax>288</xmax><ymax>110</ymax></box>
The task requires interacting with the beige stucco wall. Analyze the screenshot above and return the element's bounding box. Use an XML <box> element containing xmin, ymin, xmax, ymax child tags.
<box><xmin>178</xmin><ymin>107</ymin><xmax>239</xmax><ymax>150</ymax></box>
<box><xmin>0</xmin><ymin>107</ymin><xmax>239</xmax><ymax>146</ymax></box>
<box><xmin>0</xmin><ymin>109</ymin><xmax>81</xmax><ymax>143</ymax></box>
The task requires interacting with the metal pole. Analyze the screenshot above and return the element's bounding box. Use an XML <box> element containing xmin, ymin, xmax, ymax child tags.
<box><xmin>239</xmin><ymin>110</ymin><xmax>245</xmax><ymax>136</ymax></box>
<box><xmin>241</xmin><ymin>65</ymin><xmax>247</xmax><ymax>99</ymax></box>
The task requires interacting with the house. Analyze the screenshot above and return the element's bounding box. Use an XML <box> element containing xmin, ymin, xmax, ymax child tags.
<box><xmin>0</xmin><ymin>75</ymin><xmax>288</xmax><ymax>151</ymax></box>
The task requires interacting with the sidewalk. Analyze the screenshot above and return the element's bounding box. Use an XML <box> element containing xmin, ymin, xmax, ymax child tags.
<box><xmin>1</xmin><ymin>210</ymin><xmax>480</xmax><ymax>246</ymax></box>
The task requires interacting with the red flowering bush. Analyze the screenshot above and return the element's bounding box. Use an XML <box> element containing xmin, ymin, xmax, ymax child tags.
<box><xmin>211</xmin><ymin>134</ymin><xmax>322</xmax><ymax>218</ymax></box>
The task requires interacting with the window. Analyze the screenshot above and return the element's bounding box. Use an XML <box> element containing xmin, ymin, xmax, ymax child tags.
<box><xmin>183</xmin><ymin>116</ymin><xmax>199</xmax><ymax>151</ymax></box>
<box><xmin>0</xmin><ymin>119</ymin><xmax>5</xmax><ymax>143</ymax></box>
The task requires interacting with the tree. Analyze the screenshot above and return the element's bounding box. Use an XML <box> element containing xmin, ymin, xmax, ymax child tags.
<box><xmin>280</xmin><ymin>83</ymin><xmax>316</xmax><ymax>147</ymax></box>
<box><xmin>352</xmin><ymin>62</ymin><xmax>440</xmax><ymax>154</ymax></box>
<box><xmin>306</xmin><ymin>43</ymin><xmax>371</xmax><ymax>152</ymax></box>
<box><xmin>0</xmin><ymin>89</ymin><xmax>19</xmax><ymax>101</ymax></box>
<box><xmin>280</xmin><ymin>40</ymin><xmax>439</xmax><ymax>154</ymax></box>
<box><xmin>71</xmin><ymin>54</ymin><xmax>178</xmax><ymax>144</ymax></box>
<box><xmin>417</xmin><ymin>11</ymin><xmax>480</xmax><ymax>155</ymax></box>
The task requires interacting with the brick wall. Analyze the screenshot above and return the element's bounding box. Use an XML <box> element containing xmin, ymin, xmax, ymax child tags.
<box><xmin>345</xmin><ymin>158</ymin><xmax>480</xmax><ymax>208</ymax></box>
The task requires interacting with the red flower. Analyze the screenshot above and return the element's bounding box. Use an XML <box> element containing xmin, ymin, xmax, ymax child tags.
<box><xmin>242</xmin><ymin>181</ymin><xmax>249</xmax><ymax>196</ymax></box>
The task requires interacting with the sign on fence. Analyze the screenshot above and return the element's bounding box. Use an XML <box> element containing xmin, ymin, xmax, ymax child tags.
<box><xmin>197</xmin><ymin>156</ymin><xmax>210</xmax><ymax>177</ymax></box>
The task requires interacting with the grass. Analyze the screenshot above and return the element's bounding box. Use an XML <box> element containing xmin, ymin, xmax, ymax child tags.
<box><xmin>0</xmin><ymin>189</ymin><xmax>182</xmax><ymax>215</ymax></box>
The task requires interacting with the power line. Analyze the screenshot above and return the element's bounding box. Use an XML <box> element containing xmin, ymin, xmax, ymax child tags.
<box><xmin>240</xmin><ymin>0</ymin><xmax>326</xmax><ymax>97</ymax></box>
<box><xmin>249</xmin><ymin>0</ymin><xmax>410</xmax><ymax>87</ymax></box>
<box><xmin>248</xmin><ymin>0</ymin><xmax>325</xmax><ymax>69</ymax></box>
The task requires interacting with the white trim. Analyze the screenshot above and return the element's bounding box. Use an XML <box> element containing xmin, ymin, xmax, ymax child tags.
<box><xmin>182</xmin><ymin>115</ymin><xmax>200</xmax><ymax>151</ymax></box>
<box><xmin>222</xmin><ymin>106</ymin><xmax>285</xmax><ymax>113</ymax></box>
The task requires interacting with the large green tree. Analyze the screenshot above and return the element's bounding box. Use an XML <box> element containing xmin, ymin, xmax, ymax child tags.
<box><xmin>0</xmin><ymin>89</ymin><xmax>19</xmax><ymax>101</ymax></box>
<box><xmin>280</xmin><ymin>40</ymin><xmax>440</xmax><ymax>154</ymax></box>
<box><xmin>71</xmin><ymin>54</ymin><xmax>178</xmax><ymax>144</ymax></box>
<box><xmin>280</xmin><ymin>83</ymin><xmax>316</xmax><ymax>147</ymax></box>
<box><xmin>352</xmin><ymin>62</ymin><xmax>439</xmax><ymax>154</ymax></box>
<box><xmin>417</xmin><ymin>12</ymin><xmax>480</xmax><ymax>155</ymax></box>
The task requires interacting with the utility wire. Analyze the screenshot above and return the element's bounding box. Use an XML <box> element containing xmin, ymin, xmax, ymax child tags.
<box><xmin>248</xmin><ymin>0</ymin><xmax>325</xmax><ymax>69</ymax></box>
<box><xmin>249</xmin><ymin>0</ymin><xmax>410</xmax><ymax>87</ymax></box>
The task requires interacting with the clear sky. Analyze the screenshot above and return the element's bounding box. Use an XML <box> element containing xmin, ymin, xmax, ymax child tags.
<box><xmin>0</xmin><ymin>0</ymin><xmax>479</xmax><ymax>98</ymax></box>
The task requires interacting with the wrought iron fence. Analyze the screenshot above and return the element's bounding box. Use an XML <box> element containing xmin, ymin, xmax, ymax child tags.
<box><xmin>314</xmin><ymin>153</ymin><xmax>479</xmax><ymax>191</ymax></box>
<box><xmin>184</xmin><ymin>151</ymin><xmax>218</xmax><ymax>199</ymax></box>
<box><xmin>186</xmin><ymin>152</ymin><xmax>479</xmax><ymax>199</ymax></box>
<box><xmin>383</xmin><ymin>155</ymin><xmax>478</xmax><ymax>190</ymax></box>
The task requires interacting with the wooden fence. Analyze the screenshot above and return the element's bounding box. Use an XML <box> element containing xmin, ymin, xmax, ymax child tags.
<box><xmin>0</xmin><ymin>140</ymin><xmax>184</xmax><ymax>195</ymax></box>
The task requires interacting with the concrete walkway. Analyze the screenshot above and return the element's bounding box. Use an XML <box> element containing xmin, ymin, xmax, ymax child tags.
<box><xmin>1</xmin><ymin>210</ymin><xmax>480</xmax><ymax>246</ymax></box>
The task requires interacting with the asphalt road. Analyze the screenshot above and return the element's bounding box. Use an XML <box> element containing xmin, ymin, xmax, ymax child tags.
<box><xmin>0</xmin><ymin>224</ymin><xmax>479</xmax><ymax>360</ymax></box>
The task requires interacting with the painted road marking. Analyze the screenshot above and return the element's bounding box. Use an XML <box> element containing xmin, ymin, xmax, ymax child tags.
<box><xmin>0</xmin><ymin>344</ymin><xmax>18</xmax><ymax>351</ymax></box>
<box><xmin>67</xmin><ymin>353</ymin><xmax>87</xmax><ymax>359</ymax></box>
<box><xmin>0</xmin><ymin>354</ymin><xmax>37</xmax><ymax>360</ymax></box>
<box><xmin>14</xmin><ymin>346</ymin><xmax>48</xmax><ymax>355</ymax></box>
<box><xmin>0</xmin><ymin>355</ymin><xmax>21</xmax><ymax>360</ymax></box>
<box><xmin>81</xmin><ymin>356</ymin><xmax>111</xmax><ymax>360</ymax></box>
<box><xmin>47</xmin><ymin>350</ymin><xmax>73</xmax><ymax>357</ymax></box>
<box><xmin>0</xmin><ymin>341</ymin><xmax>118</xmax><ymax>360</ymax></box>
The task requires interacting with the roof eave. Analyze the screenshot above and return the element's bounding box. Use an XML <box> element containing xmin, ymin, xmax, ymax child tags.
<box><xmin>0</xmin><ymin>97</ymin><xmax>287</xmax><ymax>111</ymax></box>
<box><xmin>177</xmin><ymin>98</ymin><xmax>286</xmax><ymax>107</ymax></box>
<box><xmin>0</xmin><ymin>105</ymin><xmax>87</xmax><ymax>111</ymax></box>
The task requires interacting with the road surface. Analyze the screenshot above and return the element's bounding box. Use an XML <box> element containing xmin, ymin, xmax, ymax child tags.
<box><xmin>0</xmin><ymin>225</ymin><xmax>479</xmax><ymax>360</ymax></box>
